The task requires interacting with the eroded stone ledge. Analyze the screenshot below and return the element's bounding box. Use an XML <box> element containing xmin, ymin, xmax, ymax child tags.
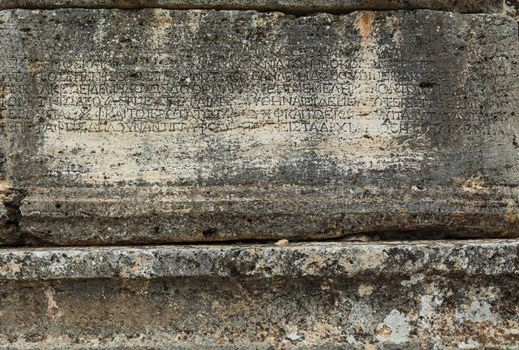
<box><xmin>0</xmin><ymin>240</ymin><xmax>517</xmax><ymax>349</ymax></box>
<box><xmin>0</xmin><ymin>240</ymin><xmax>516</xmax><ymax>280</ymax></box>
<box><xmin>0</xmin><ymin>0</ymin><xmax>506</xmax><ymax>13</ymax></box>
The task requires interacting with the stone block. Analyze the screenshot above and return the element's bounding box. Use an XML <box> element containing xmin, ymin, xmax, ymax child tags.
<box><xmin>1</xmin><ymin>9</ymin><xmax>518</xmax><ymax>244</ymax></box>
<box><xmin>0</xmin><ymin>241</ymin><xmax>517</xmax><ymax>348</ymax></box>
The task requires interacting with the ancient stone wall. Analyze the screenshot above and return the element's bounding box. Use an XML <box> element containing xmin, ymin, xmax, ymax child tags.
<box><xmin>0</xmin><ymin>0</ymin><xmax>517</xmax><ymax>349</ymax></box>
<box><xmin>0</xmin><ymin>5</ymin><xmax>518</xmax><ymax>245</ymax></box>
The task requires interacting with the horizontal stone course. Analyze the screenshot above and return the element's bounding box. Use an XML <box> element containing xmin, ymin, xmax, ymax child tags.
<box><xmin>0</xmin><ymin>240</ymin><xmax>517</xmax><ymax>349</ymax></box>
<box><xmin>0</xmin><ymin>240</ymin><xmax>516</xmax><ymax>280</ymax></box>
<box><xmin>0</xmin><ymin>0</ymin><xmax>506</xmax><ymax>13</ymax></box>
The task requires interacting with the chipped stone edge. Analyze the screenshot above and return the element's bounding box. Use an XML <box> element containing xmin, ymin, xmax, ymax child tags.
<box><xmin>0</xmin><ymin>239</ymin><xmax>517</xmax><ymax>281</ymax></box>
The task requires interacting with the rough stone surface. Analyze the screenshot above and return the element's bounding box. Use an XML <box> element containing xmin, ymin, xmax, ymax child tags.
<box><xmin>0</xmin><ymin>4</ymin><xmax>516</xmax><ymax>349</ymax></box>
<box><xmin>0</xmin><ymin>0</ymin><xmax>506</xmax><ymax>13</ymax></box>
<box><xmin>0</xmin><ymin>204</ymin><xmax>6</xmax><ymax>234</ymax></box>
<box><xmin>510</xmin><ymin>0</ymin><xmax>519</xmax><ymax>24</ymax></box>
<box><xmin>0</xmin><ymin>241</ymin><xmax>517</xmax><ymax>348</ymax></box>
<box><xmin>0</xmin><ymin>9</ymin><xmax>518</xmax><ymax>245</ymax></box>
<box><xmin>0</xmin><ymin>240</ymin><xmax>517</xmax><ymax>280</ymax></box>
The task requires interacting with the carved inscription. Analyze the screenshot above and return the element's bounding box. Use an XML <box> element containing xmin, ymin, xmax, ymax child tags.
<box><xmin>0</xmin><ymin>10</ymin><xmax>517</xmax><ymax>186</ymax></box>
<box><xmin>1</xmin><ymin>54</ymin><xmax>507</xmax><ymax>136</ymax></box>
<box><xmin>0</xmin><ymin>9</ymin><xmax>518</xmax><ymax>243</ymax></box>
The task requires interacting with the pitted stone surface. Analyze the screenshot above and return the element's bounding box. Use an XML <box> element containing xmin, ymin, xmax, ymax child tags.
<box><xmin>0</xmin><ymin>0</ymin><xmax>506</xmax><ymax>13</ymax></box>
<box><xmin>0</xmin><ymin>9</ymin><xmax>518</xmax><ymax>245</ymax></box>
<box><xmin>0</xmin><ymin>241</ymin><xmax>517</xmax><ymax>349</ymax></box>
<box><xmin>0</xmin><ymin>240</ymin><xmax>517</xmax><ymax>280</ymax></box>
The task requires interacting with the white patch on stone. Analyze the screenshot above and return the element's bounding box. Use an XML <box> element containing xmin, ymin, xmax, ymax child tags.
<box><xmin>400</xmin><ymin>274</ymin><xmax>424</xmax><ymax>287</ymax></box>
<box><xmin>458</xmin><ymin>340</ymin><xmax>481</xmax><ymax>349</ymax></box>
<box><xmin>348</xmin><ymin>303</ymin><xmax>375</xmax><ymax>333</ymax></box>
<box><xmin>286</xmin><ymin>333</ymin><xmax>300</xmax><ymax>341</ymax></box>
<box><xmin>375</xmin><ymin>309</ymin><xmax>410</xmax><ymax>344</ymax></box>
<box><xmin>454</xmin><ymin>301</ymin><xmax>496</xmax><ymax>325</ymax></box>
<box><xmin>419</xmin><ymin>294</ymin><xmax>443</xmax><ymax>319</ymax></box>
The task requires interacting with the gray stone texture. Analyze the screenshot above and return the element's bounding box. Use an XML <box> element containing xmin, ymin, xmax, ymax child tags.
<box><xmin>511</xmin><ymin>0</ymin><xmax>519</xmax><ymax>25</ymax></box>
<box><xmin>0</xmin><ymin>0</ymin><xmax>507</xmax><ymax>13</ymax></box>
<box><xmin>0</xmin><ymin>3</ymin><xmax>517</xmax><ymax>349</ymax></box>
<box><xmin>0</xmin><ymin>241</ymin><xmax>517</xmax><ymax>348</ymax></box>
<box><xmin>2</xmin><ymin>240</ymin><xmax>518</xmax><ymax>280</ymax></box>
<box><xmin>0</xmin><ymin>9</ymin><xmax>518</xmax><ymax>245</ymax></box>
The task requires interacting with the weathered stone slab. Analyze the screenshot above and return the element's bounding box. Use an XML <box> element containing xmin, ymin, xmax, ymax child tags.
<box><xmin>0</xmin><ymin>241</ymin><xmax>517</xmax><ymax>348</ymax></box>
<box><xmin>0</xmin><ymin>0</ymin><xmax>506</xmax><ymax>13</ymax></box>
<box><xmin>1</xmin><ymin>9</ymin><xmax>518</xmax><ymax>245</ymax></box>
<box><xmin>0</xmin><ymin>240</ymin><xmax>517</xmax><ymax>280</ymax></box>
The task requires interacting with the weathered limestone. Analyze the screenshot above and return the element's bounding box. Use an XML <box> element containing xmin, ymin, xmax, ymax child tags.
<box><xmin>0</xmin><ymin>204</ymin><xmax>6</xmax><ymax>237</ymax></box>
<box><xmin>511</xmin><ymin>0</ymin><xmax>519</xmax><ymax>24</ymax></box>
<box><xmin>0</xmin><ymin>0</ymin><xmax>506</xmax><ymax>13</ymax></box>
<box><xmin>0</xmin><ymin>3</ymin><xmax>516</xmax><ymax>349</ymax></box>
<box><xmin>0</xmin><ymin>9</ymin><xmax>518</xmax><ymax>245</ymax></box>
<box><xmin>2</xmin><ymin>240</ymin><xmax>518</xmax><ymax>280</ymax></box>
<box><xmin>0</xmin><ymin>240</ymin><xmax>517</xmax><ymax>348</ymax></box>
